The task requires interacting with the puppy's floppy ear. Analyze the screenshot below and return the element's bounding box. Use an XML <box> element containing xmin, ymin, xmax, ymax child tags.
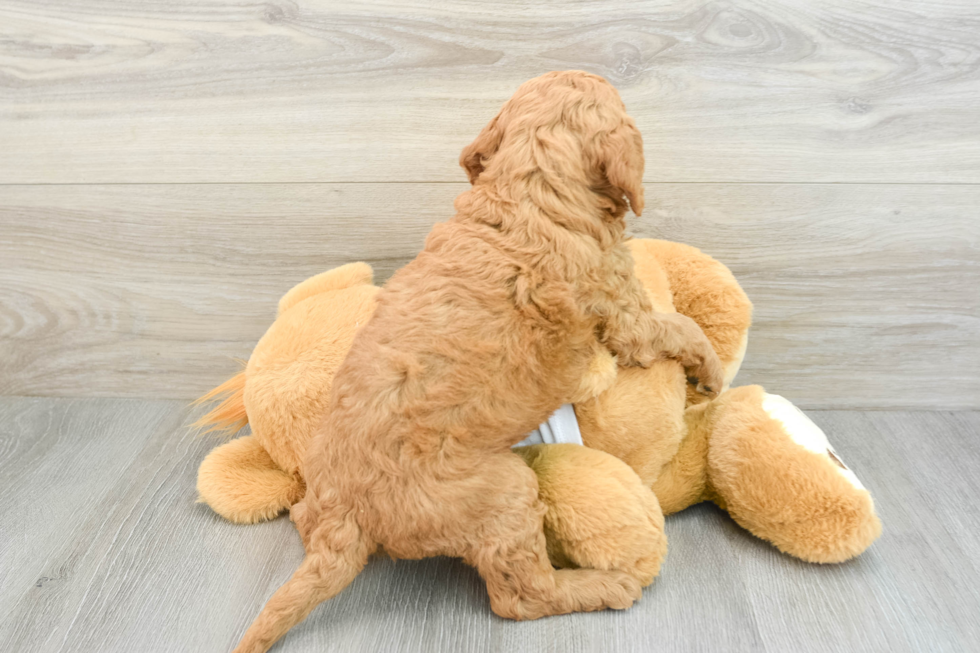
<box><xmin>596</xmin><ymin>120</ymin><xmax>645</xmax><ymax>216</ymax></box>
<box><xmin>460</xmin><ymin>114</ymin><xmax>504</xmax><ymax>184</ymax></box>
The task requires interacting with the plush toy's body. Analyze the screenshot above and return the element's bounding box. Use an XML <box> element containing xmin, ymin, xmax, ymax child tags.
<box><xmin>197</xmin><ymin>239</ymin><xmax>880</xmax><ymax>586</ymax></box>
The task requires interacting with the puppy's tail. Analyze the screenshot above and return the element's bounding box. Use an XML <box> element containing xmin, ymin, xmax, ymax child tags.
<box><xmin>232</xmin><ymin>534</ymin><xmax>370</xmax><ymax>653</ymax></box>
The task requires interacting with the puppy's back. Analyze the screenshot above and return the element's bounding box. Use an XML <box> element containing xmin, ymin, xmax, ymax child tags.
<box><xmin>322</xmin><ymin>221</ymin><xmax>592</xmax><ymax>457</ymax></box>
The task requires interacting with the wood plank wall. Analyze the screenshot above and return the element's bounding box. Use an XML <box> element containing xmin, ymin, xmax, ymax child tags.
<box><xmin>1</xmin><ymin>0</ymin><xmax>978</xmax><ymax>408</ymax></box>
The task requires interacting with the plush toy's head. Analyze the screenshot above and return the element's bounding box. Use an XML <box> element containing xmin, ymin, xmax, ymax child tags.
<box><xmin>196</xmin><ymin>240</ymin><xmax>879</xmax><ymax>573</ymax></box>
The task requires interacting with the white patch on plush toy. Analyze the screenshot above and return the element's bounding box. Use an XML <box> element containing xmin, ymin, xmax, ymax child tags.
<box><xmin>761</xmin><ymin>393</ymin><xmax>865</xmax><ymax>490</ymax></box>
<box><xmin>518</xmin><ymin>404</ymin><xmax>583</xmax><ymax>447</ymax></box>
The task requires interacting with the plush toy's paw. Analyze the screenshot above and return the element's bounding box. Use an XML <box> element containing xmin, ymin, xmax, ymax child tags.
<box><xmin>514</xmin><ymin>444</ymin><xmax>668</xmax><ymax>587</ymax></box>
<box><xmin>705</xmin><ymin>386</ymin><xmax>881</xmax><ymax>563</ymax></box>
<box><xmin>197</xmin><ymin>435</ymin><xmax>306</xmax><ymax>524</ymax></box>
<box><xmin>760</xmin><ymin>393</ymin><xmax>868</xmax><ymax>492</ymax></box>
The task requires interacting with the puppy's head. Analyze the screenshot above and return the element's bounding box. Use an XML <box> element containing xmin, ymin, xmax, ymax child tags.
<box><xmin>460</xmin><ymin>71</ymin><xmax>644</xmax><ymax>217</ymax></box>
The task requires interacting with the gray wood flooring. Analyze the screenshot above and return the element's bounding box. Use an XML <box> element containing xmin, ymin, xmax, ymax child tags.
<box><xmin>1</xmin><ymin>396</ymin><xmax>977</xmax><ymax>653</ymax></box>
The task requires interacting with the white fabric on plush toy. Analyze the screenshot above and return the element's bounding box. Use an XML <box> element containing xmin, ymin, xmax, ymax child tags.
<box><xmin>517</xmin><ymin>404</ymin><xmax>583</xmax><ymax>447</ymax></box>
<box><xmin>761</xmin><ymin>393</ymin><xmax>865</xmax><ymax>491</ymax></box>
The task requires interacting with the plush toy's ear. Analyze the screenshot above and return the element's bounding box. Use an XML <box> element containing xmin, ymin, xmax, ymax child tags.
<box><xmin>595</xmin><ymin>120</ymin><xmax>645</xmax><ymax>216</ymax></box>
<box><xmin>460</xmin><ymin>114</ymin><xmax>504</xmax><ymax>184</ymax></box>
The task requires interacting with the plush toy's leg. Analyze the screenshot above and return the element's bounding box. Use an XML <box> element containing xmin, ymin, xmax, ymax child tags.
<box><xmin>650</xmin><ymin>401</ymin><xmax>713</xmax><ymax>515</ymax></box>
<box><xmin>702</xmin><ymin>385</ymin><xmax>881</xmax><ymax>563</ymax></box>
<box><xmin>197</xmin><ymin>435</ymin><xmax>305</xmax><ymax>524</ymax></box>
<box><xmin>514</xmin><ymin>444</ymin><xmax>668</xmax><ymax>587</ymax></box>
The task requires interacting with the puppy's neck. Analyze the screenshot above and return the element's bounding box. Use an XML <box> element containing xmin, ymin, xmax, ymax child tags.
<box><xmin>453</xmin><ymin>181</ymin><xmax>625</xmax><ymax>250</ymax></box>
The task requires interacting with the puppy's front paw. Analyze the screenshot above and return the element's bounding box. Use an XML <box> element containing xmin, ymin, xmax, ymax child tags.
<box><xmin>685</xmin><ymin>349</ymin><xmax>724</xmax><ymax>399</ymax></box>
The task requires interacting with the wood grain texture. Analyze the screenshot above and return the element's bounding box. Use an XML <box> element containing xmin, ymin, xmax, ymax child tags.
<box><xmin>2</xmin><ymin>183</ymin><xmax>976</xmax><ymax>408</ymax></box>
<box><xmin>2</xmin><ymin>0</ymin><xmax>979</xmax><ymax>184</ymax></box>
<box><xmin>1</xmin><ymin>397</ymin><xmax>978</xmax><ymax>652</ymax></box>
<box><xmin>639</xmin><ymin>183</ymin><xmax>980</xmax><ymax>409</ymax></box>
<box><xmin>0</xmin><ymin>397</ymin><xmax>305</xmax><ymax>652</ymax></box>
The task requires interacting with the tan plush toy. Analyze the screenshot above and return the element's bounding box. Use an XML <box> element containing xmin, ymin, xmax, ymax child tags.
<box><xmin>195</xmin><ymin>239</ymin><xmax>880</xmax><ymax>588</ymax></box>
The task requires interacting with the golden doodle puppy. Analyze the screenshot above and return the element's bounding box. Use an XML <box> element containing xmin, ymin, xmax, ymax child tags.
<box><xmin>233</xmin><ymin>71</ymin><xmax>724</xmax><ymax>653</ymax></box>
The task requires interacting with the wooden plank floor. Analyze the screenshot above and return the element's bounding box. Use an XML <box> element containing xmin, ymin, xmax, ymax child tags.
<box><xmin>1</xmin><ymin>396</ymin><xmax>978</xmax><ymax>653</ymax></box>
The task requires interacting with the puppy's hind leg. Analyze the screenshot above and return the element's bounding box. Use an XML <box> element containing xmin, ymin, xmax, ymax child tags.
<box><xmin>463</xmin><ymin>453</ymin><xmax>642</xmax><ymax>620</ymax></box>
<box><xmin>232</xmin><ymin>515</ymin><xmax>371</xmax><ymax>653</ymax></box>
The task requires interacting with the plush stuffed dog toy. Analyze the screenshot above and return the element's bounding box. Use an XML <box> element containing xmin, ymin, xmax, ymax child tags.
<box><xmin>195</xmin><ymin>238</ymin><xmax>880</xmax><ymax>586</ymax></box>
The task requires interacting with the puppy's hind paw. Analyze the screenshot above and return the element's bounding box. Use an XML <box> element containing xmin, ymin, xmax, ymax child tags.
<box><xmin>604</xmin><ymin>570</ymin><xmax>643</xmax><ymax>610</ymax></box>
<box><xmin>556</xmin><ymin>568</ymin><xmax>642</xmax><ymax>613</ymax></box>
